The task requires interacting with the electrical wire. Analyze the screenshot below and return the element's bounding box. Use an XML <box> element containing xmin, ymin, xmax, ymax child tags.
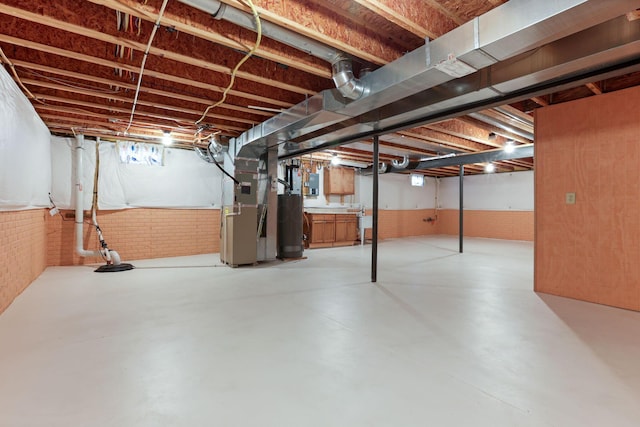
<box><xmin>195</xmin><ymin>0</ymin><xmax>262</xmax><ymax>125</ymax></box>
<box><xmin>124</xmin><ymin>0</ymin><xmax>170</xmax><ymax>134</ymax></box>
<box><xmin>0</xmin><ymin>46</ymin><xmax>42</xmax><ymax>102</ymax></box>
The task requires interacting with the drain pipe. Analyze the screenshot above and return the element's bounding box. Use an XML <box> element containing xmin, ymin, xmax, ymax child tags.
<box><xmin>75</xmin><ymin>134</ymin><xmax>103</xmax><ymax>260</ymax></box>
<box><xmin>178</xmin><ymin>0</ymin><xmax>365</xmax><ymax>98</ymax></box>
<box><xmin>75</xmin><ymin>135</ymin><xmax>133</xmax><ymax>272</ymax></box>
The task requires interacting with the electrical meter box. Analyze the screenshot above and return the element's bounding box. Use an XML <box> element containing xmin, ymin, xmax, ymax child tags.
<box><xmin>307</xmin><ymin>173</ymin><xmax>319</xmax><ymax>196</ymax></box>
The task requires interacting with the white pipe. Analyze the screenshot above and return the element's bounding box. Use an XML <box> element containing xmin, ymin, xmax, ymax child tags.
<box><xmin>75</xmin><ymin>134</ymin><xmax>102</xmax><ymax>258</ymax></box>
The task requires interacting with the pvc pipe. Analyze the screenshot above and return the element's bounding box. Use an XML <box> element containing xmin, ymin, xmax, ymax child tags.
<box><xmin>75</xmin><ymin>134</ymin><xmax>103</xmax><ymax>258</ymax></box>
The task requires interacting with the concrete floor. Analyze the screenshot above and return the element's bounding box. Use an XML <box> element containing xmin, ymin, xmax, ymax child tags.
<box><xmin>1</xmin><ymin>236</ymin><xmax>640</xmax><ymax>426</ymax></box>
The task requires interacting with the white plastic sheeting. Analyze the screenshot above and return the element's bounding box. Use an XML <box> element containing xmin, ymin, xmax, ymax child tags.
<box><xmin>0</xmin><ymin>66</ymin><xmax>51</xmax><ymax>210</ymax></box>
<box><xmin>98</xmin><ymin>141</ymin><xmax>222</xmax><ymax>209</ymax></box>
<box><xmin>50</xmin><ymin>137</ymin><xmax>223</xmax><ymax>209</ymax></box>
<box><xmin>49</xmin><ymin>136</ymin><xmax>96</xmax><ymax>210</ymax></box>
<box><xmin>439</xmin><ymin>170</ymin><xmax>534</xmax><ymax>210</ymax></box>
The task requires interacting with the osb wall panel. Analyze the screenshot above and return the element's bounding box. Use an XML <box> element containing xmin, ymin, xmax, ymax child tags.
<box><xmin>47</xmin><ymin>209</ymin><xmax>221</xmax><ymax>266</ymax></box>
<box><xmin>535</xmin><ymin>85</ymin><xmax>640</xmax><ymax>311</ymax></box>
<box><xmin>437</xmin><ymin>209</ymin><xmax>534</xmax><ymax>241</ymax></box>
<box><xmin>0</xmin><ymin>210</ymin><xmax>48</xmax><ymax>314</ymax></box>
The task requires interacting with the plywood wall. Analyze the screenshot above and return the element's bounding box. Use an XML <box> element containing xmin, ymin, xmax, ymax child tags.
<box><xmin>535</xmin><ymin>86</ymin><xmax>640</xmax><ymax>310</ymax></box>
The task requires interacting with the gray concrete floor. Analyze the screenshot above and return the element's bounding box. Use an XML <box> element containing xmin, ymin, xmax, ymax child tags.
<box><xmin>1</xmin><ymin>236</ymin><xmax>640</xmax><ymax>426</ymax></box>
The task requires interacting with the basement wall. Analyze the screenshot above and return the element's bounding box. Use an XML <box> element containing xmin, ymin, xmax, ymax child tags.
<box><xmin>47</xmin><ymin>209</ymin><xmax>220</xmax><ymax>266</ymax></box>
<box><xmin>535</xmin><ymin>85</ymin><xmax>640</xmax><ymax>311</ymax></box>
<box><xmin>437</xmin><ymin>171</ymin><xmax>534</xmax><ymax>241</ymax></box>
<box><xmin>0</xmin><ymin>66</ymin><xmax>51</xmax><ymax>314</ymax></box>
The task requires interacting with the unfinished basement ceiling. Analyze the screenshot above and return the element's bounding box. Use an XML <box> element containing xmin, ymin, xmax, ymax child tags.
<box><xmin>1</xmin><ymin>0</ymin><xmax>640</xmax><ymax>177</ymax></box>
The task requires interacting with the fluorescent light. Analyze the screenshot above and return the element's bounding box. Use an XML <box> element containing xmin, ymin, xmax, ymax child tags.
<box><xmin>331</xmin><ymin>154</ymin><xmax>340</xmax><ymax>166</ymax></box>
<box><xmin>162</xmin><ymin>131</ymin><xmax>172</xmax><ymax>146</ymax></box>
<box><xmin>485</xmin><ymin>163</ymin><xmax>495</xmax><ymax>173</ymax></box>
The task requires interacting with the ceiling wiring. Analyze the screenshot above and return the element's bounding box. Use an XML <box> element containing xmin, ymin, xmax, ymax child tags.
<box><xmin>124</xmin><ymin>0</ymin><xmax>170</xmax><ymax>134</ymax></box>
<box><xmin>0</xmin><ymin>46</ymin><xmax>42</xmax><ymax>103</ymax></box>
<box><xmin>22</xmin><ymin>68</ymin><xmax>121</xmax><ymax>94</ymax></box>
<box><xmin>195</xmin><ymin>0</ymin><xmax>262</xmax><ymax>125</ymax></box>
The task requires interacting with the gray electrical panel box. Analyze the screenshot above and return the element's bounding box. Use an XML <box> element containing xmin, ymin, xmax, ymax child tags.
<box><xmin>307</xmin><ymin>173</ymin><xmax>319</xmax><ymax>196</ymax></box>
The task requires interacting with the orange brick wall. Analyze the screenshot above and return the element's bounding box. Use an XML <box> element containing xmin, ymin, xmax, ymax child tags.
<box><xmin>0</xmin><ymin>210</ymin><xmax>48</xmax><ymax>314</ymax></box>
<box><xmin>535</xmin><ymin>86</ymin><xmax>640</xmax><ymax>311</ymax></box>
<box><xmin>436</xmin><ymin>209</ymin><xmax>534</xmax><ymax>241</ymax></box>
<box><xmin>47</xmin><ymin>208</ymin><xmax>221</xmax><ymax>266</ymax></box>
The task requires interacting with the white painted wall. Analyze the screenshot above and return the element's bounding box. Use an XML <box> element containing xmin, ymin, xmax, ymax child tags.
<box><xmin>439</xmin><ymin>170</ymin><xmax>534</xmax><ymax>210</ymax></box>
<box><xmin>358</xmin><ymin>173</ymin><xmax>437</xmax><ymax>210</ymax></box>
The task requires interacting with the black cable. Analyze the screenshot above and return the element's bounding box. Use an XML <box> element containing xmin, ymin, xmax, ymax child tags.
<box><xmin>214</xmin><ymin>160</ymin><xmax>240</xmax><ymax>185</ymax></box>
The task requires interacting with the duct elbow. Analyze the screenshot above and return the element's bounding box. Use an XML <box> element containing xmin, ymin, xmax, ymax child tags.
<box><xmin>392</xmin><ymin>156</ymin><xmax>410</xmax><ymax>169</ymax></box>
<box><xmin>332</xmin><ymin>58</ymin><xmax>366</xmax><ymax>100</ymax></box>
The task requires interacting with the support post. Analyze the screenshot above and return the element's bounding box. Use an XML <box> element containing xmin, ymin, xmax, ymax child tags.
<box><xmin>459</xmin><ymin>165</ymin><xmax>464</xmax><ymax>253</ymax></box>
<box><xmin>372</xmin><ymin>135</ymin><xmax>379</xmax><ymax>282</ymax></box>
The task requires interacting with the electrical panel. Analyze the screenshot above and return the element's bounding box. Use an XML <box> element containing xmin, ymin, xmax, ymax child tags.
<box><xmin>306</xmin><ymin>173</ymin><xmax>319</xmax><ymax>196</ymax></box>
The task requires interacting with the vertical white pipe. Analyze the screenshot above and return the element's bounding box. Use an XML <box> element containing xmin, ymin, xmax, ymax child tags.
<box><xmin>75</xmin><ymin>134</ymin><xmax>102</xmax><ymax>258</ymax></box>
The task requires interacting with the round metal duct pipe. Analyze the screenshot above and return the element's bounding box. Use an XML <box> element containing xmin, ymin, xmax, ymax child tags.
<box><xmin>391</xmin><ymin>156</ymin><xmax>410</xmax><ymax>169</ymax></box>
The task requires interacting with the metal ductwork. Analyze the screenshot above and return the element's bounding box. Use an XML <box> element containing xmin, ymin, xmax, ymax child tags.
<box><xmin>468</xmin><ymin>112</ymin><xmax>535</xmax><ymax>141</ymax></box>
<box><xmin>225</xmin><ymin>0</ymin><xmax>639</xmax><ymax>160</ymax></box>
<box><xmin>332</xmin><ymin>56</ymin><xmax>366</xmax><ymax>100</ymax></box>
<box><xmin>391</xmin><ymin>156</ymin><xmax>410</xmax><ymax>169</ymax></box>
<box><xmin>178</xmin><ymin>0</ymin><xmax>343</xmax><ymax>64</ymax></box>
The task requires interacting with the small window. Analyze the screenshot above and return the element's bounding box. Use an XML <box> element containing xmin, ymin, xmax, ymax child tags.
<box><xmin>117</xmin><ymin>141</ymin><xmax>164</xmax><ymax>166</ymax></box>
<box><xmin>411</xmin><ymin>174</ymin><xmax>424</xmax><ymax>187</ymax></box>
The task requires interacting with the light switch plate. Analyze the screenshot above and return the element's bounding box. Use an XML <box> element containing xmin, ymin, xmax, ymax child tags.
<box><xmin>565</xmin><ymin>192</ymin><xmax>576</xmax><ymax>204</ymax></box>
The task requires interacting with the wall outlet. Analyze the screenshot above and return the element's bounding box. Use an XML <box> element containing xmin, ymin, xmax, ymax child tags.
<box><xmin>565</xmin><ymin>192</ymin><xmax>576</xmax><ymax>204</ymax></box>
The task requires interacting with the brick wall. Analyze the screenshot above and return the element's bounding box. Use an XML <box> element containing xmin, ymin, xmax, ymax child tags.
<box><xmin>437</xmin><ymin>209</ymin><xmax>534</xmax><ymax>241</ymax></box>
<box><xmin>0</xmin><ymin>210</ymin><xmax>48</xmax><ymax>314</ymax></box>
<box><xmin>47</xmin><ymin>208</ymin><xmax>221</xmax><ymax>266</ymax></box>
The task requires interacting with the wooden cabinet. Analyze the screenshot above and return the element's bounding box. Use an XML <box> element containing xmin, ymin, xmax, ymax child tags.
<box><xmin>305</xmin><ymin>213</ymin><xmax>358</xmax><ymax>248</ymax></box>
<box><xmin>324</xmin><ymin>167</ymin><xmax>355</xmax><ymax>195</ymax></box>
<box><xmin>335</xmin><ymin>214</ymin><xmax>358</xmax><ymax>243</ymax></box>
<box><xmin>309</xmin><ymin>214</ymin><xmax>335</xmax><ymax>244</ymax></box>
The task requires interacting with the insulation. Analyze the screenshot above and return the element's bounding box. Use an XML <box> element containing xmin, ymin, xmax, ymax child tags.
<box><xmin>0</xmin><ymin>65</ymin><xmax>51</xmax><ymax>211</ymax></box>
<box><xmin>97</xmin><ymin>141</ymin><xmax>223</xmax><ymax>209</ymax></box>
<box><xmin>50</xmin><ymin>135</ymin><xmax>224</xmax><ymax>209</ymax></box>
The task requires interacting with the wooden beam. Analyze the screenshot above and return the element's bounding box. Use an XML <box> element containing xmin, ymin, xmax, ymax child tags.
<box><xmin>0</xmin><ymin>3</ymin><xmax>315</xmax><ymax>95</ymax></box>
<box><xmin>27</xmin><ymin>81</ymin><xmax>258</xmax><ymax>132</ymax></box>
<box><xmin>32</xmin><ymin>93</ymin><xmax>244</xmax><ymax>132</ymax></box>
<box><xmin>13</xmin><ymin>61</ymin><xmax>273</xmax><ymax>118</ymax></box>
<box><xmin>10</xmin><ymin>54</ymin><xmax>292</xmax><ymax>110</ymax></box>
<box><xmin>531</xmin><ymin>96</ymin><xmax>549</xmax><ymax>106</ymax></box>
<box><xmin>351</xmin><ymin>0</ymin><xmax>459</xmax><ymax>40</ymax></box>
<box><xmin>586</xmin><ymin>82</ymin><xmax>603</xmax><ymax>95</ymax></box>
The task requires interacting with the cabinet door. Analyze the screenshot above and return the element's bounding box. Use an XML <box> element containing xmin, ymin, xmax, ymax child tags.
<box><xmin>323</xmin><ymin>219</ymin><xmax>336</xmax><ymax>242</ymax></box>
<box><xmin>311</xmin><ymin>220</ymin><xmax>325</xmax><ymax>243</ymax></box>
<box><xmin>334</xmin><ymin>217</ymin><xmax>348</xmax><ymax>242</ymax></box>
<box><xmin>346</xmin><ymin>218</ymin><xmax>359</xmax><ymax>242</ymax></box>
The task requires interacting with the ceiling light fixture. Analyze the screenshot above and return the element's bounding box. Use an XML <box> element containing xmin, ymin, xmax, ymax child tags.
<box><xmin>331</xmin><ymin>154</ymin><xmax>341</xmax><ymax>166</ymax></box>
<box><xmin>162</xmin><ymin>131</ymin><xmax>172</xmax><ymax>146</ymax></box>
<box><xmin>504</xmin><ymin>140</ymin><xmax>515</xmax><ymax>153</ymax></box>
<box><xmin>485</xmin><ymin>163</ymin><xmax>495</xmax><ymax>173</ymax></box>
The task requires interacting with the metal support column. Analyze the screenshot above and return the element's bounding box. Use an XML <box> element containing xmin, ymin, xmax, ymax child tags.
<box><xmin>372</xmin><ymin>136</ymin><xmax>379</xmax><ymax>282</ymax></box>
<box><xmin>459</xmin><ymin>165</ymin><xmax>464</xmax><ymax>253</ymax></box>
